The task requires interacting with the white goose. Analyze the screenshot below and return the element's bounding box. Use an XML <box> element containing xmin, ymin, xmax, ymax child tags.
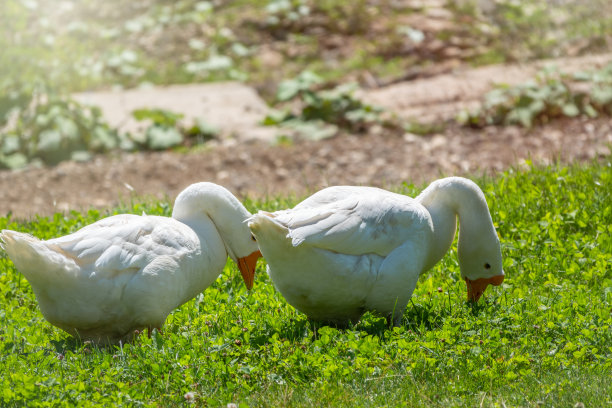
<box><xmin>0</xmin><ymin>182</ymin><xmax>261</xmax><ymax>345</ymax></box>
<box><xmin>248</xmin><ymin>177</ymin><xmax>504</xmax><ymax>327</ymax></box>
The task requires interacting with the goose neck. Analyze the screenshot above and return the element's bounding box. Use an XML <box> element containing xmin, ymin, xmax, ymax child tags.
<box><xmin>172</xmin><ymin>183</ymin><xmax>252</xmax><ymax>261</ymax></box>
<box><xmin>417</xmin><ymin>178</ymin><xmax>490</xmax><ymax>271</ymax></box>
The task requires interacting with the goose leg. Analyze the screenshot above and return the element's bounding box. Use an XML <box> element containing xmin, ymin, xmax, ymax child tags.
<box><xmin>146</xmin><ymin>326</ymin><xmax>163</xmax><ymax>338</ymax></box>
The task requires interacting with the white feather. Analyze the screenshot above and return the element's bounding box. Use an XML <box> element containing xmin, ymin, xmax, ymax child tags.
<box><xmin>1</xmin><ymin>182</ymin><xmax>260</xmax><ymax>345</ymax></box>
<box><xmin>248</xmin><ymin>178</ymin><xmax>504</xmax><ymax>326</ymax></box>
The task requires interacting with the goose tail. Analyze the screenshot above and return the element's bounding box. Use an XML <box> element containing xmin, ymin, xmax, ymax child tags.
<box><xmin>0</xmin><ymin>229</ymin><xmax>78</xmax><ymax>286</ymax></box>
<box><xmin>247</xmin><ymin>211</ymin><xmax>295</xmax><ymax>249</ymax></box>
<box><xmin>247</xmin><ymin>211</ymin><xmax>287</xmax><ymax>235</ymax></box>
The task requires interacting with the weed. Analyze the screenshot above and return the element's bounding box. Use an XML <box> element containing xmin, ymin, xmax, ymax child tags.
<box><xmin>461</xmin><ymin>63</ymin><xmax>612</xmax><ymax>127</ymax></box>
<box><xmin>263</xmin><ymin>71</ymin><xmax>399</xmax><ymax>140</ymax></box>
<box><xmin>449</xmin><ymin>0</ymin><xmax>612</xmax><ymax>64</ymax></box>
<box><xmin>0</xmin><ymin>82</ymin><xmax>122</xmax><ymax>169</ymax></box>
<box><xmin>404</xmin><ymin>121</ymin><xmax>447</xmax><ymax>136</ymax></box>
<box><xmin>0</xmin><ymin>89</ymin><xmax>221</xmax><ymax>167</ymax></box>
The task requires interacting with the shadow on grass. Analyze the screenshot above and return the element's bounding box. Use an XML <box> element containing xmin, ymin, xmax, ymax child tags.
<box><xmin>48</xmin><ymin>336</ymin><xmax>117</xmax><ymax>356</ymax></box>
<box><xmin>402</xmin><ymin>296</ymin><xmax>500</xmax><ymax>333</ymax></box>
<box><xmin>50</xmin><ymin>337</ymin><xmax>84</xmax><ymax>354</ymax></box>
<box><xmin>248</xmin><ymin>317</ymin><xmax>311</xmax><ymax>347</ymax></box>
<box><xmin>402</xmin><ymin>299</ymin><xmax>460</xmax><ymax>332</ymax></box>
<box><xmin>248</xmin><ymin>296</ymin><xmax>497</xmax><ymax>346</ymax></box>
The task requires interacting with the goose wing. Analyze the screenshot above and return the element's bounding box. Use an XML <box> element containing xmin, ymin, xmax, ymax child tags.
<box><xmin>46</xmin><ymin>214</ymin><xmax>197</xmax><ymax>278</ymax></box>
<box><xmin>272</xmin><ymin>190</ymin><xmax>428</xmax><ymax>257</ymax></box>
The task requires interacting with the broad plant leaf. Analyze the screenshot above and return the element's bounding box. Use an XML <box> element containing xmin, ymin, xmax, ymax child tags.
<box><xmin>1</xmin><ymin>134</ymin><xmax>20</xmax><ymax>155</ymax></box>
<box><xmin>0</xmin><ymin>152</ymin><xmax>27</xmax><ymax>169</ymax></box>
<box><xmin>133</xmin><ymin>108</ymin><xmax>184</xmax><ymax>127</ymax></box>
<box><xmin>91</xmin><ymin>126</ymin><xmax>118</xmax><ymax>150</ymax></box>
<box><xmin>562</xmin><ymin>103</ymin><xmax>579</xmax><ymax>117</ymax></box>
<box><xmin>145</xmin><ymin>125</ymin><xmax>184</xmax><ymax>150</ymax></box>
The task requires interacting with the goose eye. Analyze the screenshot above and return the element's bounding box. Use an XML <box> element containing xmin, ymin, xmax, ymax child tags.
<box><xmin>251</xmin><ymin>234</ymin><xmax>257</xmax><ymax>242</ymax></box>
<box><xmin>484</xmin><ymin>263</ymin><xmax>491</xmax><ymax>270</ymax></box>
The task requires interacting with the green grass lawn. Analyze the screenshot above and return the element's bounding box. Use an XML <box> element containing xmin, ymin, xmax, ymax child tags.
<box><xmin>0</xmin><ymin>160</ymin><xmax>611</xmax><ymax>407</ymax></box>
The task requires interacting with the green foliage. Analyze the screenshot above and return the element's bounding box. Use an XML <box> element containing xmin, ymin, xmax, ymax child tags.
<box><xmin>262</xmin><ymin>0</ymin><xmax>373</xmax><ymax>37</ymax></box>
<box><xmin>264</xmin><ymin>71</ymin><xmax>393</xmax><ymax>140</ymax></box>
<box><xmin>0</xmin><ymin>161</ymin><xmax>611</xmax><ymax>406</ymax></box>
<box><xmin>0</xmin><ymin>85</ymin><xmax>222</xmax><ymax>168</ymax></box>
<box><xmin>462</xmin><ymin>63</ymin><xmax>612</xmax><ymax>127</ymax></box>
<box><xmin>276</xmin><ymin>70</ymin><xmax>323</xmax><ymax>102</ymax></box>
<box><xmin>1</xmin><ymin>0</ymin><xmax>611</xmax><ymax>101</ymax></box>
<box><xmin>132</xmin><ymin>108</ymin><xmax>185</xmax><ymax>150</ymax></box>
<box><xmin>131</xmin><ymin>108</ymin><xmax>219</xmax><ymax>151</ymax></box>
<box><xmin>477</xmin><ymin>0</ymin><xmax>558</xmax><ymax>61</ymax></box>
<box><xmin>404</xmin><ymin>121</ymin><xmax>446</xmax><ymax>136</ymax></box>
<box><xmin>132</xmin><ymin>108</ymin><xmax>184</xmax><ymax>128</ymax></box>
<box><xmin>0</xmin><ymin>82</ymin><xmax>122</xmax><ymax>169</ymax></box>
<box><xmin>184</xmin><ymin>117</ymin><xmax>220</xmax><ymax>144</ymax></box>
<box><xmin>263</xmin><ymin>0</ymin><xmax>313</xmax><ymax>33</ymax></box>
<box><xmin>450</xmin><ymin>0</ymin><xmax>612</xmax><ymax>64</ymax></box>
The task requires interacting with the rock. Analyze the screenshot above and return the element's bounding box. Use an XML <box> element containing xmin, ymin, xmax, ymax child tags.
<box><xmin>73</xmin><ymin>82</ymin><xmax>278</xmax><ymax>144</ymax></box>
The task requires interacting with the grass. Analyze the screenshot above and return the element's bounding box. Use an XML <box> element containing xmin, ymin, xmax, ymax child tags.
<box><xmin>0</xmin><ymin>159</ymin><xmax>611</xmax><ymax>406</ymax></box>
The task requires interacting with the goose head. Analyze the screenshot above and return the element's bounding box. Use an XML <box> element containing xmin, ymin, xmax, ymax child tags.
<box><xmin>452</xmin><ymin>179</ymin><xmax>505</xmax><ymax>302</ymax></box>
<box><xmin>418</xmin><ymin>177</ymin><xmax>505</xmax><ymax>302</ymax></box>
<box><xmin>172</xmin><ymin>182</ymin><xmax>262</xmax><ymax>289</ymax></box>
<box><xmin>458</xmin><ymin>229</ymin><xmax>504</xmax><ymax>302</ymax></box>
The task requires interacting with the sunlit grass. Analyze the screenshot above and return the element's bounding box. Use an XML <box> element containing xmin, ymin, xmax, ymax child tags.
<box><xmin>1</xmin><ymin>159</ymin><xmax>610</xmax><ymax>406</ymax></box>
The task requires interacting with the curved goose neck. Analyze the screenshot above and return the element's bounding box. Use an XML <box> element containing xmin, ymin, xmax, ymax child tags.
<box><xmin>172</xmin><ymin>183</ymin><xmax>252</xmax><ymax>261</ymax></box>
<box><xmin>416</xmin><ymin>177</ymin><xmax>492</xmax><ymax>272</ymax></box>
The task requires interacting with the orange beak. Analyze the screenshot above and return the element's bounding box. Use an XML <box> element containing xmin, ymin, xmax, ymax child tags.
<box><xmin>465</xmin><ymin>274</ymin><xmax>505</xmax><ymax>302</ymax></box>
<box><xmin>237</xmin><ymin>250</ymin><xmax>262</xmax><ymax>290</ymax></box>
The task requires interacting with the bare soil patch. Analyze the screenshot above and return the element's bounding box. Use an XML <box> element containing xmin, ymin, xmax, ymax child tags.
<box><xmin>1</xmin><ymin>117</ymin><xmax>610</xmax><ymax>219</ymax></box>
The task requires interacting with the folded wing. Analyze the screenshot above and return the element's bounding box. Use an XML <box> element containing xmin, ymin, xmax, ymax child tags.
<box><xmin>272</xmin><ymin>189</ymin><xmax>427</xmax><ymax>257</ymax></box>
<box><xmin>45</xmin><ymin>214</ymin><xmax>197</xmax><ymax>279</ymax></box>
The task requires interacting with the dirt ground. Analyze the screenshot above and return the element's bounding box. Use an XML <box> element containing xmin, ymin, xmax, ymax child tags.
<box><xmin>1</xmin><ymin>117</ymin><xmax>610</xmax><ymax>219</ymax></box>
<box><xmin>1</xmin><ymin>54</ymin><xmax>611</xmax><ymax>219</ymax></box>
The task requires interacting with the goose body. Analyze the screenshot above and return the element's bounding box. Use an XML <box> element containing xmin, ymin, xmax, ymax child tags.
<box><xmin>248</xmin><ymin>177</ymin><xmax>504</xmax><ymax>326</ymax></box>
<box><xmin>1</xmin><ymin>182</ymin><xmax>261</xmax><ymax>345</ymax></box>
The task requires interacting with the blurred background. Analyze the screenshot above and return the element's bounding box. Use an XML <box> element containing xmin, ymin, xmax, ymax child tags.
<box><xmin>3</xmin><ymin>0</ymin><xmax>611</xmax><ymax>93</ymax></box>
